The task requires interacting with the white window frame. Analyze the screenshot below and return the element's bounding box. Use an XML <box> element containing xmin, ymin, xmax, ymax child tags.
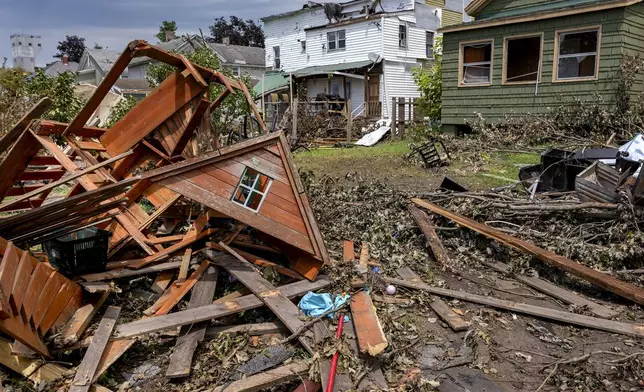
<box><xmin>399</xmin><ymin>25</ymin><xmax>408</xmax><ymax>49</ymax></box>
<box><xmin>458</xmin><ymin>39</ymin><xmax>494</xmax><ymax>87</ymax></box>
<box><xmin>301</xmin><ymin>40</ymin><xmax>307</xmax><ymax>54</ymax></box>
<box><xmin>553</xmin><ymin>26</ymin><xmax>601</xmax><ymax>83</ymax></box>
<box><xmin>273</xmin><ymin>46</ymin><xmax>281</xmax><ymax>70</ymax></box>
<box><xmin>231</xmin><ymin>167</ymin><xmax>273</xmax><ymax>212</ymax></box>
<box><xmin>327</xmin><ymin>30</ymin><xmax>346</xmax><ymax>52</ymax></box>
<box><xmin>502</xmin><ymin>33</ymin><xmax>543</xmax><ymax>85</ymax></box>
<box><xmin>426</xmin><ymin>31</ymin><xmax>435</xmax><ymax>58</ymax></box>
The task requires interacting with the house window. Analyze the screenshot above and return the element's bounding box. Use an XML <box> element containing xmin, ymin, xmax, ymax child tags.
<box><xmin>399</xmin><ymin>25</ymin><xmax>408</xmax><ymax>48</ymax></box>
<box><xmin>327</xmin><ymin>30</ymin><xmax>346</xmax><ymax>52</ymax></box>
<box><xmin>301</xmin><ymin>40</ymin><xmax>307</xmax><ymax>53</ymax></box>
<box><xmin>459</xmin><ymin>40</ymin><xmax>493</xmax><ymax>86</ymax></box>
<box><xmin>344</xmin><ymin>81</ymin><xmax>351</xmax><ymax>100</ymax></box>
<box><xmin>329</xmin><ymin>80</ymin><xmax>341</xmax><ymax>96</ymax></box>
<box><xmin>426</xmin><ymin>32</ymin><xmax>435</xmax><ymax>58</ymax></box>
<box><xmin>503</xmin><ymin>35</ymin><xmax>542</xmax><ymax>84</ymax></box>
<box><xmin>273</xmin><ymin>46</ymin><xmax>281</xmax><ymax>70</ymax></box>
<box><xmin>554</xmin><ymin>27</ymin><xmax>600</xmax><ymax>81</ymax></box>
<box><xmin>231</xmin><ymin>167</ymin><xmax>273</xmax><ymax>212</ymax></box>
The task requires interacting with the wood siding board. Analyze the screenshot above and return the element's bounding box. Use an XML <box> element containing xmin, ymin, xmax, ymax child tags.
<box><xmin>100</xmin><ymin>71</ymin><xmax>208</xmax><ymax>156</ymax></box>
<box><xmin>11</xmin><ymin>252</ymin><xmax>38</xmax><ymax>314</ymax></box>
<box><xmin>21</xmin><ymin>264</ymin><xmax>52</xmax><ymax>321</ymax></box>
<box><xmin>231</xmin><ymin>155</ymin><xmax>289</xmax><ymax>185</ymax></box>
<box><xmin>49</xmin><ymin>286</ymin><xmax>82</xmax><ymax>333</ymax></box>
<box><xmin>0</xmin><ymin>243</ymin><xmax>20</xmax><ymax>314</ymax></box>
<box><xmin>38</xmin><ymin>282</ymin><xmax>76</xmax><ymax>335</ymax></box>
<box><xmin>31</xmin><ymin>272</ymin><xmax>67</xmax><ymax>328</ymax></box>
<box><xmin>162</xmin><ymin>175</ymin><xmax>314</xmax><ymax>252</ymax></box>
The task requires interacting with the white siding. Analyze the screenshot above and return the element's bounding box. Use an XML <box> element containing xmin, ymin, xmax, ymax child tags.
<box><xmin>307</xmin><ymin>78</ymin><xmax>328</xmax><ymax>98</ymax></box>
<box><xmin>305</xmin><ymin>19</ymin><xmax>383</xmax><ymax>68</ymax></box>
<box><xmin>305</xmin><ymin>76</ymin><xmax>365</xmax><ymax>114</ymax></box>
<box><xmin>382</xmin><ymin>60</ymin><xmax>420</xmax><ymax>118</ymax></box>
<box><xmin>382</xmin><ymin>16</ymin><xmax>430</xmax><ymax>62</ymax></box>
<box><xmin>347</xmin><ymin>77</ymin><xmax>365</xmax><ymax>115</ymax></box>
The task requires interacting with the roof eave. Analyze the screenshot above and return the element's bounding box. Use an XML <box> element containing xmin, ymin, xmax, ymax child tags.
<box><xmin>440</xmin><ymin>0</ymin><xmax>642</xmax><ymax>33</ymax></box>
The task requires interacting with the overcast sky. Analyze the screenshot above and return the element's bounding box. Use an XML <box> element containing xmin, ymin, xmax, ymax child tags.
<box><xmin>0</xmin><ymin>0</ymin><xmax>308</xmax><ymax>67</ymax></box>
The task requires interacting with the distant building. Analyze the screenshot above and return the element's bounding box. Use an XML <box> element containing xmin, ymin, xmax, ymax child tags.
<box><xmin>10</xmin><ymin>33</ymin><xmax>42</xmax><ymax>72</ymax></box>
<box><xmin>44</xmin><ymin>55</ymin><xmax>79</xmax><ymax>77</ymax></box>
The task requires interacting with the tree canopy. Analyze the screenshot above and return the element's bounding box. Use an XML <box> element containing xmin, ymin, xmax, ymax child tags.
<box><xmin>208</xmin><ymin>16</ymin><xmax>264</xmax><ymax>48</ymax></box>
<box><xmin>156</xmin><ymin>20</ymin><xmax>178</xmax><ymax>42</ymax></box>
<box><xmin>54</xmin><ymin>35</ymin><xmax>86</xmax><ymax>63</ymax></box>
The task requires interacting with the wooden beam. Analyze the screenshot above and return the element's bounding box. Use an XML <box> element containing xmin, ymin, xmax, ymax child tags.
<box><xmin>178</xmin><ymin>248</ymin><xmax>192</xmax><ymax>282</ymax></box>
<box><xmin>0</xmin><ymin>151</ymin><xmax>133</xmax><ymax>212</ymax></box>
<box><xmin>207</xmin><ymin>243</ymin><xmax>303</xmax><ymax>280</ymax></box>
<box><xmin>171</xmin><ymin>97</ymin><xmax>210</xmax><ymax>157</ymax></box>
<box><xmin>36</xmin><ymin>120</ymin><xmax>107</xmax><ymax>139</ymax></box>
<box><xmin>151</xmin><ymin>271</ymin><xmax>175</xmax><ymax>294</ymax></box>
<box><xmin>203</xmin><ymin>322</ymin><xmax>288</xmax><ymax>339</ymax></box>
<box><xmin>57</xmin><ymin>292</ymin><xmax>109</xmax><ymax>346</ymax></box>
<box><xmin>384</xmin><ymin>276</ymin><xmax>644</xmax><ymax>338</ymax></box>
<box><xmin>481</xmin><ymin>261</ymin><xmax>619</xmax><ymax>319</ymax></box>
<box><xmin>407</xmin><ymin>205</ymin><xmax>453</xmax><ymax>267</ymax></box>
<box><xmin>0</xmin><ymin>130</ymin><xmax>42</xmax><ymax>199</ymax></box>
<box><xmin>238</xmin><ymin>79</ymin><xmax>267</xmax><ymax>133</ymax></box>
<box><xmin>0</xmin><ymin>98</ymin><xmax>50</xmax><ymax>154</ymax></box>
<box><xmin>211</xmin><ymin>361</ymin><xmax>309</xmax><ymax>392</ymax></box>
<box><xmin>80</xmin><ymin>261</ymin><xmax>184</xmax><ymax>282</ymax></box>
<box><xmin>166</xmin><ymin>265</ymin><xmax>218</xmax><ymax>378</ymax></box>
<box><xmin>343</xmin><ymin>241</ymin><xmax>355</xmax><ymax>263</ymax></box>
<box><xmin>179</xmin><ymin>54</ymin><xmax>208</xmax><ymax>87</ymax></box>
<box><xmin>350</xmin><ymin>291</ymin><xmax>388</xmax><ymax>356</ymax></box>
<box><xmin>210</xmin><ymin>246</ymin><xmax>314</xmax><ymax>354</ymax></box>
<box><xmin>114</xmin><ymin>275</ymin><xmax>331</xmax><ymax>339</ymax></box>
<box><xmin>412</xmin><ymin>199</ymin><xmax>644</xmax><ymax>306</ymax></box>
<box><xmin>70</xmin><ymin>306</ymin><xmax>120</xmax><ymax>392</ymax></box>
<box><xmin>155</xmin><ymin>261</ymin><xmax>210</xmax><ymax>316</ymax></box>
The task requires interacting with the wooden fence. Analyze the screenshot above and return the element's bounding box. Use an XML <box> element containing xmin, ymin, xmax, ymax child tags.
<box><xmin>391</xmin><ymin>97</ymin><xmax>423</xmax><ymax>139</ymax></box>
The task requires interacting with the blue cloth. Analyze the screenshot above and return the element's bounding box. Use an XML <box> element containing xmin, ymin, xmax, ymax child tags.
<box><xmin>298</xmin><ymin>292</ymin><xmax>350</xmax><ymax>320</ymax></box>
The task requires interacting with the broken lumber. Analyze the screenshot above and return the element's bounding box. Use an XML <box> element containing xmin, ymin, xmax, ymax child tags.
<box><xmin>411</xmin><ymin>199</ymin><xmax>644</xmax><ymax>306</ymax></box>
<box><xmin>210</xmin><ymin>245</ymin><xmax>314</xmax><ymax>354</ymax></box>
<box><xmin>81</xmin><ymin>260</ymin><xmax>185</xmax><ymax>282</ymax></box>
<box><xmin>211</xmin><ymin>361</ymin><xmax>309</xmax><ymax>392</ymax></box>
<box><xmin>166</xmin><ymin>265</ymin><xmax>218</xmax><ymax>378</ymax></box>
<box><xmin>114</xmin><ymin>275</ymin><xmax>330</xmax><ymax>339</ymax></box>
<box><xmin>57</xmin><ymin>292</ymin><xmax>109</xmax><ymax>346</ymax></box>
<box><xmin>384</xmin><ymin>276</ymin><xmax>644</xmax><ymax>338</ymax></box>
<box><xmin>151</xmin><ymin>271</ymin><xmax>174</xmax><ymax>294</ymax></box>
<box><xmin>343</xmin><ymin>240</ymin><xmax>355</xmax><ymax>263</ymax></box>
<box><xmin>70</xmin><ymin>306</ymin><xmax>120</xmax><ymax>392</ymax></box>
<box><xmin>155</xmin><ymin>261</ymin><xmax>210</xmax><ymax>316</ymax></box>
<box><xmin>350</xmin><ymin>291</ymin><xmax>388</xmax><ymax>356</ymax></box>
<box><xmin>0</xmin><ymin>98</ymin><xmax>50</xmax><ymax>155</ymax></box>
<box><xmin>397</xmin><ymin>267</ymin><xmax>469</xmax><ymax>332</ymax></box>
<box><xmin>481</xmin><ymin>261</ymin><xmax>619</xmax><ymax>319</ymax></box>
<box><xmin>407</xmin><ymin>205</ymin><xmax>453</xmax><ymax>266</ymax></box>
<box><xmin>203</xmin><ymin>322</ymin><xmax>288</xmax><ymax>339</ymax></box>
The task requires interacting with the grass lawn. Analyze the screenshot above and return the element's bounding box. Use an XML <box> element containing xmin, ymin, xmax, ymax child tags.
<box><xmin>294</xmin><ymin>140</ymin><xmax>540</xmax><ymax>191</ymax></box>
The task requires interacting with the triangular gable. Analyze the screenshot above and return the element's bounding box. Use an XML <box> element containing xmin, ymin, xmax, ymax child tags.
<box><xmin>142</xmin><ymin>131</ymin><xmax>329</xmax><ymax>278</ymax></box>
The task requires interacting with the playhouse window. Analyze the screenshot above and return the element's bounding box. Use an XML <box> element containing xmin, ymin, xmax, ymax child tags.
<box><xmin>232</xmin><ymin>167</ymin><xmax>272</xmax><ymax>212</ymax></box>
<box><xmin>555</xmin><ymin>28</ymin><xmax>600</xmax><ymax>81</ymax></box>
<box><xmin>504</xmin><ymin>35</ymin><xmax>542</xmax><ymax>84</ymax></box>
<box><xmin>460</xmin><ymin>40</ymin><xmax>493</xmax><ymax>85</ymax></box>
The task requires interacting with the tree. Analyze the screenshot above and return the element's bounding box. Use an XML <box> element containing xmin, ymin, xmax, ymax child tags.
<box><xmin>156</xmin><ymin>20</ymin><xmax>178</xmax><ymax>42</ymax></box>
<box><xmin>54</xmin><ymin>35</ymin><xmax>86</xmax><ymax>63</ymax></box>
<box><xmin>93</xmin><ymin>43</ymin><xmax>103</xmax><ymax>49</ymax></box>
<box><xmin>413</xmin><ymin>37</ymin><xmax>442</xmax><ymax>126</ymax></box>
<box><xmin>209</xmin><ymin>16</ymin><xmax>264</xmax><ymax>48</ymax></box>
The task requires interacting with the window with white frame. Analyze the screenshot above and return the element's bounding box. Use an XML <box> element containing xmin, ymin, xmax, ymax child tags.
<box><xmin>273</xmin><ymin>46</ymin><xmax>281</xmax><ymax>70</ymax></box>
<box><xmin>555</xmin><ymin>28</ymin><xmax>600</xmax><ymax>80</ymax></box>
<box><xmin>460</xmin><ymin>41</ymin><xmax>493</xmax><ymax>85</ymax></box>
<box><xmin>301</xmin><ymin>40</ymin><xmax>307</xmax><ymax>53</ymax></box>
<box><xmin>327</xmin><ymin>30</ymin><xmax>346</xmax><ymax>52</ymax></box>
<box><xmin>231</xmin><ymin>167</ymin><xmax>273</xmax><ymax>212</ymax></box>
<box><xmin>399</xmin><ymin>25</ymin><xmax>408</xmax><ymax>48</ymax></box>
<box><xmin>426</xmin><ymin>31</ymin><xmax>435</xmax><ymax>58</ymax></box>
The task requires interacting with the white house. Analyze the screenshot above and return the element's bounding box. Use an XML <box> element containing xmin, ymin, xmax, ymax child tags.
<box><xmin>261</xmin><ymin>0</ymin><xmax>454</xmax><ymax>119</ymax></box>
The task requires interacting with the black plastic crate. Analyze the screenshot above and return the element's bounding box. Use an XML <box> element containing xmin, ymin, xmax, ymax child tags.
<box><xmin>43</xmin><ymin>227</ymin><xmax>111</xmax><ymax>277</ymax></box>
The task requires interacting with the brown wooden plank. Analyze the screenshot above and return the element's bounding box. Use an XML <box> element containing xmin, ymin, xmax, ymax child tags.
<box><xmin>124</xmin><ymin>228</ymin><xmax>217</xmax><ymax>269</ymax></box>
<box><xmin>350</xmin><ymin>291</ymin><xmax>388</xmax><ymax>356</ymax></box>
<box><xmin>114</xmin><ymin>275</ymin><xmax>331</xmax><ymax>339</ymax></box>
<box><xmin>208</xmin><ymin>243</ymin><xmax>303</xmax><ymax>280</ymax></box>
<box><xmin>75</xmin><ymin>140</ymin><xmax>106</xmax><ymax>151</ymax></box>
<box><xmin>92</xmin><ymin>339</ymin><xmax>136</xmax><ymax>383</ymax></box>
<box><xmin>31</xmin><ymin>272</ymin><xmax>67</xmax><ymax>328</ymax></box>
<box><xmin>258</xmin><ymin>200</ymin><xmax>308</xmax><ymax>235</ymax></box>
<box><xmin>482</xmin><ymin>261</ymin><xmax>620</xmax><ymax>319</ymax></box>
<box><xmin>101</xmin><ymin>71</ymin><xmax>208</xmax><ymax>156</ymax></box>
<box><xmin>210</xmin><ymin>246</ymin><xmax>314</xmax><ymax>354</ymax></box>
<box><xmin>37</xmin><ymin>120</ymin><xmax>107</xmax><ymax>139</ymax></box>
<box><xmin>407</xmin><ymin>205</ymin><xmax>453</xmax><ymax>266</ymax></box>
<box><xmin>0</xmin><ymin>98</ymin><xmax>51</xmax><ymax>154</ymax></box>
<box><xmin>385</xmin><ymin>276</ymin><xmax>644</xmax><ymax>338</ymax></box>
<box><xmin>0</xmin><ymin>242</ymin><xmax>20</xmax><ymax>315</ymax></box>
<box><xmin>237</xmin><ymin>79</ymin><xmax>267</xmax><ymax>133</ymax></box>
<box><xmin>343</xmin><ymin>241</ymin><xmax>355</xmax><ymax>263</ymax></box>
<box><xmin>179</xmin><ymin>54</ymin><xmax>208</xmax><ymax>87</ymax></box>
<box><xmin>232</xmin><ymin>155</ymin><xmax>289</xmax><ymax>184</ymax></box>
<box><xmin>38</xmin><ymin>282</ymin><xmax>77</xmax><ymax>334</ymax></box>
<box><xmin>211</xmin><ymin>362</ymin><xmax>309</xmax><ymax>392</ymax></box>
<box><xmin>48</xmin><ymin>285</ymin><xmax>82</xmax><ymax>334</ymax></box>
<box><xmin>396</xmin><ymin>267</ymin><xmax>469</xmax><ymax>332</ymax></box>
<box><xmin>358</xmin><ymin>243</ymin><xmax>369</xmax><ymax>273</ymax></box>
<box><xmin>11</xmin><ymin>252</ymin><xmax>38</xmax><ymax>315</ymax></box>
<box><xmin>154</xmin><ymin>261</ymin><xmax>210</xmax><ymax>316</ymax></box>
<box><xmin>171</xmin><ymin>97</ymin><xmax>209</xmax><ymax>156</ymax></box>
<box><xmin>81</xmin><ymin>261</ymin><xmax>183</xmax><ymax>282</ymax></box>
<box><xmin>178</xmin><ymin>248</ymin><xmax>192</xmax><ymax>282</ymax></box>
<box><xmin>0</xmin><ymin>130</ymin><xmax>42</xmax><ymax>199</ymax></box>
<box><xmin>166</xmin><ymin>265</ymin><xmax>219</xmax><ymax>378</ymax></box>
<box><xmin>412</xmin><ymin>199</ymin><xmax>644</xmax><ymax>306</ymax></box>
<box><xmin>57</xmin><ymin>292</ymin><xmax>110</xmax><ymax>345</ymax></box>
<box><xmin>5</xmin><ymin>185</ymin><xmax>45</xmax><ymax>196</ymax></box>
<box><xmin>70</xmin><ymin>306</ymin><xmax>121</xmax><ymax>392</ymax></box>
<box><xmin>21</xmin><ymin>264</ymin><xmax>53</xmax><ymax>321</ymax></box>
<box><xmin>161</xmin><ymin>177</ymin><xmax>315</xmax><ymax>254</ymax></box>
<box><xmin>18</xmin><ymin>170</ymin><xmax>65</xmax><ymax>181</ymax></box>
<box><xmin>203</xmin><ymin>322</ymin><xmax>288</xmax><ymax>339</ymax></box>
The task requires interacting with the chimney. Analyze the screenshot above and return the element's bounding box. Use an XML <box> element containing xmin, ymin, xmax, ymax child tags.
<box><xmin>222</xmin><ymin>36</ymin><xmax>230</xmax><ymax>45</ymax></box>
<box><xmin>62</xmin><ymin>55</ymin><xmax>69</xmax><ymax>65</ymax></box>
<box><xmin>165</xmin><ymin>30</ymin><xmax>176</xmax><ymax>42</ymax></box>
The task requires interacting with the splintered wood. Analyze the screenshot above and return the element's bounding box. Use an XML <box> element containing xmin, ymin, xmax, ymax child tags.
<box><xmin>350</xmin><ymin>291</ymin><xmax>388</xmax><ymax>356</ymax></box>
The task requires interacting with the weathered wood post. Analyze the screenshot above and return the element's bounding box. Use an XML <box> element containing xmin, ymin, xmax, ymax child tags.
<box><xmin>391</xmin><ymin>97</ymin><xmax>397</xmax><ymax>138</ymax></box>
<box><xmin>398</xmin><ymin>97</ymin><xmax>406</xmax><ymax>140</ymax></box>
<box><xmin>292</xmin><ymin>97</ymin><xmax>298</xmax><ymax>141</ymax></box>
<box><xmin>346</xmin><ymin>99</ymin><xmax>353</xmax><ymax>142</ymax></box>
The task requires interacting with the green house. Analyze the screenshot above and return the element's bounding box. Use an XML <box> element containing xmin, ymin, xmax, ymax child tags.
<box><xmin>439</xmin><ymin>0</ymin><xmax>644</xmax><ymax>134</ymax></box>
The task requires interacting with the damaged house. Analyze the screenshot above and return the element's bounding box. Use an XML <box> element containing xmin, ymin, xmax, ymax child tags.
<box><xmin>440</xmin><ymin>0</ymin><xmax>644</xmax><ymax>134</ymax></box>
<box><xmin>261</xmin><ymin>0</ymin><xmax>469</xmax><ymax>119</ymax></box>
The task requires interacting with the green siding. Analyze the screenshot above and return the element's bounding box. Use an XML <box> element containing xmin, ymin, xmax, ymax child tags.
<box><xmin>477</xmin><ymin>0</ymin><xmax>602</xmax><ymax>20</ymax></box>
<box><xmin>621</xmin><ymin>2</ymin><xmax>644</xmax><ymax>99</ymax></box>
<box><xmin>478</xmin><ymin>0</ymin><xmax>557</xmax><ymax>18</ymax></box>
<box><xmin>441</xmin><ymin>8</ymin><xmax>627</xmax><ymax>126</ymax></box>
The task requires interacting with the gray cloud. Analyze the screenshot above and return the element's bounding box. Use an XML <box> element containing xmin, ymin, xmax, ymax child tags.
<box><xmin>1</xmin><ymin>0</ymin><xmax>308</xmax><ymax>66</ymax></box>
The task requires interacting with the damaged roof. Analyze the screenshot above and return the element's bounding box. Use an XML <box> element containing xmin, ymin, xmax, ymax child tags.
<box><xmin>208</xmin><ymin>43</ymin><xmax>265</xmax><ymax>67</ymax></box>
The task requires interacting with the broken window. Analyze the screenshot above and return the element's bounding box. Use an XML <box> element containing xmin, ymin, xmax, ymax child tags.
<box><xmin>301</xmin><ymin>40</ymin><xmax>307</xmax><ymax>53</ymax></box>
<box><xmin>460</xmin><ymin>41</ymin><xmax>493</xmax><ymax>85</ymax></box>
<box><xmin>426</xmin><ymin>31</ymin><xmax>435</xmax><ymax>58</ymax></box>
<box><xmin>555</xmin><ymin>28</ymin><xmax>599</xmax><ymax>80</ymax></box>
<box><xmin>399</xmin><ymin>25</ymin><xmax>407</xmax><ymax>48</ymax></box>
<box><xmin>327</xmin><ymin>30</ymin><xmax>346</xmax><ymax>52</ymax></box>
<box><xmin>232</xmin><ymin>167</ymin><xmax>272</xmax><ymax>212</ymax></box>
<box><xmin>504</xmin><ymin>35</ymin><xmax>541</xmax><ymax>83</ymax></box>
<box><xmin>273</xmin><ymin>46</ymin><xmax>281</xmax><ymax>70</ymax></box>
